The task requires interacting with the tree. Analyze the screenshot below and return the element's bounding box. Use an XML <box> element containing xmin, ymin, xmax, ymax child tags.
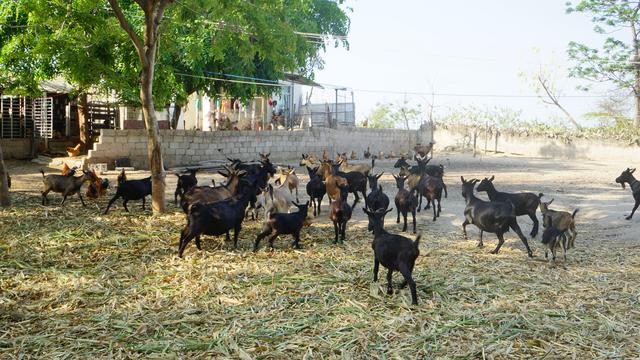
<box><xmin>2</xmin><ymin>0</ymin><xmax>349</xmax><ymax>213</ymax></box>
<box><xmin>0</xmin><ymin>144</ymin><xmax>9</xmax><ymax>206</ymax></box>
<box><xmin>566</xmin><ymin>1</ymin><xmax>640</xmax><ymax>127</ymax></box>
<box><xmin>367</xmin><ymin>103</ymin><xmax>394</xmax><ymax>128</ymax></box>
<box><xmin>389</xmin><ymin>98</ymin><xmax>422</xmax><ymax>130</ymax></box>
<box><xmin>520</xmin><ymin>62</ymin><xmax>582</xmax><ymax>130</ymax></box>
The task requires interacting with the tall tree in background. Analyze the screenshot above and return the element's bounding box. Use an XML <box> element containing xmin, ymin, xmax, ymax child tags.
<box><xmin>1</xmin><ymin>0</ymin><xmax>350</xmax><ymax>212</ymax></box>
<box><xmin>567</xmin><ymin>0</ymin><xmax>640</xmax><ymax>127</ymax></box>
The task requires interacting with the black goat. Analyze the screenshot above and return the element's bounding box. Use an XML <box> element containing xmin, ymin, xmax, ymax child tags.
<box><xmin>461</xmin><ymin>177</ymin><xmax>533</xmax><ymax>257</ymax></box>
<box><xmin>103</xmin><ymin>173</ymin><xmax>152</xmax><ymax>214</ymax></box>
<box><xmin>476</xmin><ymin>175</ymin><xmax>541</xmax><ymax>237</ymax></box>
<box><xmin>331</xmin><ymin>163</ymin><xmax>367</xmax><ymax>208</ymax></box>
<box><xmin>416</xmin><ymin>174</ymin><xmax>444</xmax><ymax>221</ymax></box>
<box><xmin>615</xmin><ymin>168</ymin><xmax>640</xmax><ymax>220</ymax></box>
<box><xmin>306</xmin><ymin>166</ymin><xmax>326</xmax><ymax>216</ymax></box>
<box><xmin>392</xmin><ymin>174</ymin><xmax>418</xmax><ymax>233</ymax></box>
<box><xmin>329</xmin><ymin>182</ymin><xmax>354</xmax><ymax>244</ymax></box>
<box><xmin>178</xmin><ymin>181</ymin><xmax>254</xmax><ymax>257</ymax></box>
<box><xmin>253</xmin><ymin>201</ymin><xmax>311</xmax><ymax>251</ymax></box>
<box><xmin>174</xmin><ymin>169</ymin><xmax>198</xmax><ymax>205</ymax></box>
<box><xmin>180</xmin><ymin>166</ymin><xmax>246</xmax><ymax>213</ymax></box>
<box><xmin>366</xmin><ymin>172</ymin><xmax>390</xmax><ymax>212</ymax></box>
<box><xmin>41</xmin><ymin>169</ymin><xmax>96</xmax><ymax>206</ymax></box>
<box><xmin>363</xmin><ymin>207</ymin><xmax>421</xmax><ymax>305</ymax></box>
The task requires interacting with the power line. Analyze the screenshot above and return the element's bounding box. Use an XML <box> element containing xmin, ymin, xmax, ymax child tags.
<box><xmin>175</xmin><ymin>72</ymin><xmax>288</xmax><ymax>87</ymax></box>
<box><xmin>350</xmin><ymin>88</ymin><xmax>615</xmax><ymax>98</ymax></box>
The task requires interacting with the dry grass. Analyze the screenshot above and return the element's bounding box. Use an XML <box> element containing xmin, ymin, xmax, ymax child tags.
<box><xmin>1</xmin><ymin>191</ymin><xmax>640</xmax><ymax>359</ymax></box>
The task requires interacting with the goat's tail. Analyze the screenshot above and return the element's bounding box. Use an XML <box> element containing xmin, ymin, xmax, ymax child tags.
<box><xmin>572</xmin><ymin>209</ymin><xmax>579</xmax><ymax>219</ymax></box>
<box><xmin>538</xmin><ymin>193</ymin><xmax>544</xmax><ymax>200</ymax></box>
<box><xmin>40</xmin><ymin>169</ymin><xmax>45</xmax><ymax>179</ymax></box>
<box><xmin>414</xmin><ymin>234</ymin><xmax>421</xmax><ymax>248</ymax></box>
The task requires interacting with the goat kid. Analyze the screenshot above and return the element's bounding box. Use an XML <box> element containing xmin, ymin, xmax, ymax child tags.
<box><xmin>539</xmin><ymin>198</ymin><xmax>578</xmax><ymax>249</ymax></box>
<box><xmin>329</xmin><ymin>182</ymin><xmax>354</xmax><ymax>244</ymax></box>
<box><xmin>103</xmin><ymin>171</ymin><xmax>152</xmax><ymax>214</ymax></box>
<box><xmin>253</xmin><ymin>201</ymin><xmax>311</xmax><ymax>251</ymax></box>
<box><xmin>392</xmin><ymin>174</ymin><xmax>418</xmax><ymax>233</ymax></box>
<box><xmin>306</xmin><ymin>166</ymin><xmax>326</xmax><ymax>216</ymax></box>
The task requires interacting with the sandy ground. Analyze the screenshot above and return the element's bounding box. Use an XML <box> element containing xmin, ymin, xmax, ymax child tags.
<box><xmin>5</xmin><ymin>150</ymin><xmax>638</xmax><ymax>250</ymax></box>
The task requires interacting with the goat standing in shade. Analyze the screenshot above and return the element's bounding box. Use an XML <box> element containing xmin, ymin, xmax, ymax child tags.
<box><xmin>615</xmin><ymin>168</ymin><xmax>640</xmax><ymax>220</ymax></box>
<box><xmin>461</xmin><ymin>177</ymin><xmax>533</xmax><ymax>257</ymax></box>
<box><xmin>174</xmin><ymin>169</ymin><xmax>198</xmax><ymax>205</ymax></box>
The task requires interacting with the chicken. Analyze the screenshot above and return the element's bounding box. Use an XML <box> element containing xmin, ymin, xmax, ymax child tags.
<box><xmin>61</xmin><ymin>163</ymin><xmax>77</xmax><ymax>176</ymax></box>
<box><xmin>66</xmin><ymin>143</ymin><xmax>81</xmax><ymax>157</ymax></box>
<box><xmin>86</xmin><ymin>170</ymin><xmax>110</xmax><ymax>198</ymax></box>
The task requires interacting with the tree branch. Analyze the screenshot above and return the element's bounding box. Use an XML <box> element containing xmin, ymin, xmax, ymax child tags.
<box><xmin>107</xmin><ymin>0</ymin><xmax>146</xmax><ymax>63</ymax></box>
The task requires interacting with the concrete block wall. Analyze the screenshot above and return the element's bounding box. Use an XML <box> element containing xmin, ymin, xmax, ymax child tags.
<box><xmin>0</xmin><ymin>139</ymin><xmax>31</xmax><ymax>159</ymax></box>
<box><xmin>85</xmin><ymin>127</ymin><xmax>432</xmax><ymax>169</ymax></box>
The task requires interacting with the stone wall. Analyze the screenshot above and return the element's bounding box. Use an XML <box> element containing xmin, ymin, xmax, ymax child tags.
<box><xmin>0</xmin><ymin>139</ymin><xmax>31</xmax><ymax>159</ymax></box>
<box><xmin>435</xmin><ymin>126</ymin><xmax>640</xmax><ymax>161</ymax></box>
<box><xmin>85</xmin><ymin>127</ymin><xmax>432</xmax><ymax>169</ymax></box>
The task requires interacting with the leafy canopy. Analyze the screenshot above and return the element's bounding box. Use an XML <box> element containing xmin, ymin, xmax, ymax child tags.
<box><xmin>0</xmin><ymin>0</ymin><xmax>350</xmax><ymax>106</ymax></box>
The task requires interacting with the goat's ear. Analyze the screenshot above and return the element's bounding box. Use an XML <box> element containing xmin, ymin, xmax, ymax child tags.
<box><xmin>377</xmin><ymin>172</ymin><xmax>384</xmax><ymax>179</ymax></box>
<box><xmin>460</xmin><ymin>176</ymin><xmax>466</xmax><ymax>183</ymax></box>
<box><xmin>218</xmin><ymin>171</ymin><xmax>228</xmax><ymax>178</ymax></box>
<box><xmin>489</xmin><ymin>175</ymin><xmax>495</xmax><ymax>181</ymax></box>
<box><xmin>632</xmin><ymin>168</ymin><xmax>637</xmax><ymax>173</ymax></box>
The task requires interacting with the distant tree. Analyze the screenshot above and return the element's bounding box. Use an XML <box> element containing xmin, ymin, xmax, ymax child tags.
<box><xmin>389</xmin><ymin>98</ymin><xmax>422</xmax><ymax>130</ymax></box>
<box><xmin>566</xmin><ymin>0</ymin><xmax>640</xmax><ymax>127</ymax></box>
<box><xmin>520</xmin><ymin>62</ymin><xmax>581</xmax><ymax>130</ymax></box>
<box><xmin>367</xmin><ymin>103</ymin><xmax>395</xmax><ymax>128</ymax></box>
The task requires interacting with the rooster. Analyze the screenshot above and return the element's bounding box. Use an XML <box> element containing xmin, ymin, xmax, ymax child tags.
<box><xmin>86</xmin><ymin>170</ymin><xmax>110</xmax><ymax>198</ymax></box>
<box><xmin>66</xmin><ymin>143</ymin><xmax>81</xmax><ymax>157</ymax></box>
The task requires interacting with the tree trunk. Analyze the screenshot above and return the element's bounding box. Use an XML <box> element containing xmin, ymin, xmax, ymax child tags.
<box><xmin>141</xmin><ymin>55</ymin><xmax>166</xmax><ymax>214</ymax></box>
<box><xmin>77</xmin><ymin>93</ymin><xmax>91</xmax><ymax>152</ymax></box>
<box><xmin>635</xmin><ymin>94</ymin><xmax>640</xmax><ymax>127</ymax></box>
<box><xmin>0</xmin><ymin>143</ymin><xmax>10</xmax><ymax>207</ymax></box>
<box><xmin>171</xmin><ymin>104</ymin><xmax>182</xmax><ymax>129</ymax></box>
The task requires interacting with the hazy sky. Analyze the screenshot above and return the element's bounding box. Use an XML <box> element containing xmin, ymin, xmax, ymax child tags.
<box><xmin>313</xmin><ymin>0</ymin><xmax>626</xmax><ymax>126</ymax></box>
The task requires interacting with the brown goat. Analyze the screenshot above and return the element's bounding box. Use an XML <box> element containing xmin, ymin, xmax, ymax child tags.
<box><xmin>274</xmin><ymin>166</ymin><xmax>300</xmax><ymax>202</ymax></box>
<box><xmin>540</xmin><ymin>199</ymin><xmax>578</xmax><ymax>249</ymax></box>
<box><xmin>318</xmin><ymin>162</ymin><xmax>349</xmax><ymax>202</ymax></box>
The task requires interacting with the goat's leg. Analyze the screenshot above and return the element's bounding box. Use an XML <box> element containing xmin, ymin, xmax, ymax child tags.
<box><xmin>195</xmin><ymin>235</ymin><xmax>202</xmax><ymax>250</ymax></box>
<box><xmin>626</xmin><ymin>199</ymin><xmax>640</xmax><ymax>220</ymax></box>
<box><xmin>462</xmin><ymin>219</ymin><xmax>470</xmax><ymax>239</ymax></box>
<box><xmin>351</xmin><ymin>191</ymin><xmax>360</xmax><ymax>209</ymax></box>
<box><xmin>78</xmin><ymin>193</ymin><xmax>86</xmax><ymax>207</ymax></box>
<box><xmin>41</xmin><ymin>190</ymin><xmax>49</xmax><ymax>205</ymax></box>
<box><xmin>253</xmin><ymin>226</ymin><xmax>272</xmax><ymax>251</ymax></box>
<box><xmin>60</xmin><ymin>195</ymin><xmax>68</xmax><ymax>205</ymax></box>
<box><xmin>402</xmin><ymin>211</ymin><xmax>408</xmax><ymax>232</ymax></box>
<box><xmin>569</xmin><ymin>225</ymin><xmax>577</xmax><ymax>249</ymax></box>
<box><xmin>318</xmin><ymin>195</ymin><xmax>323</xmax><ymax>214</ymax></box>
<box><xmin>340</xmin><ymin>221</ymin><xmax>347</xmax><ymax>243</ymax></box>
<box><xmin>292</xmin><ymin>230</ymin><xmax>302</xmax><ymax>249</ymax></box>
<box><xmin>103</xmin><ymin>194</ymin><xmax>120</xmax><ymax>214</ymax></box>
<box><xmin>529</xmin><ymin>212</ymin><xmax>539</xmax><ymax>237</ymax></box>
<box><xmin>174</xmin><ymin>189</ymin><xmax>180</xmax><ymax>205</ymax></box>
<box><xmin>561</xmin><ymin>233</ymin><xmax>568</xmax><ymax>261</ymax></box>
<box><xmin>123</xmin><ymin>199</ymin><xmax>130</xmax><ymax>212</ymax></box>
<box><xmin>510</xmin><ymin>220</ymin><xmax>533</xmax><ymax>257</ymax></box>
<box><xmin>478</xmin><ymin>231</ymin><xmax>484</xmax><ymax>248</ymax></box>
<box><xmin>491</xmin><ymin>232</ymin><xmax>505</xmax><ymax>254</ymax></box>
<box><xmin>332</xmin><ymin>221</ymin><xmax>339</xmax><ymax>244</ymax></box>
<box><xmin>386</xmin><ymin>269</ymin><xmax>394</xmax><ymax>295</ymax></box>
<box><xmin>232</xmin><ymin>225</ymin><xmax>241</xmax><ymax>249</ymax></box>
<box><xmin>373</xmin><ymin>258</ymin><xmax>380</xmax><ymax>281</ymax></box>
<box><xmin>178</xmin><ymin>228</ymin><xmax>197</xmax><ymax>257</ymax></box>
<box><xmin>295</xmin><ymin>187</ymin><xmax>299</xmax><ymax>203</ymax></box>
<box><xmin>443</xmin><ymin>183</ymin><xmax>448</xmax><ymax>198</ymax></box>
<box><xmin>437</xmin><ymin>197</ymin><xmax>442</xmax><ymax>217</ymax></box>
<box><xmin>267</xmin><ymin>232</ymin><xmax>280</xmax><ymax>250</ymax></box>
<box><xmin>141</xmin><ymin>197</ymin><xmax>146</xmax><ymax>211</ymax></box>
<box><xmin>432</xmin><ymin>197</ymin><xmax>437</xmax><ymax>222</ymax></box>
<box><xmin>399</xmin><ymin>265</ymin><xmax>418</xmax><ymax>305</ymax></box>
<box><xmin>396</xmin><ymin>208</ymin><xmax>401</xmax><ymax>224</ymax></box>
<box><xmin>411</xmin><ymin>209</ymin><xmax>417</xmax><ymax>234</ymax></box>
<box><xmin>225</xmin><ymin>231</ymin><xmax>231</xmax><ymax>242</ymax></box>
<box><xmin>417</xmin><ymin>192</ymin><xmax>422</xmax><ymax>212</ymax></box>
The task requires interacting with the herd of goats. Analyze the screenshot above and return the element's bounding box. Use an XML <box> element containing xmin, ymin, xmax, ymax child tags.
<box><xmin>15</xmin><ymin>145</ymin><xmax>640</xmax><ymax>305</ymax></box>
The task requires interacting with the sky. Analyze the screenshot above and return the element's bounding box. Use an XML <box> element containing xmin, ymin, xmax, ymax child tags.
<box><xmin>312</xmin><ymin>0</ymin><xmax>627</xmax><ymax>126</ymax></box>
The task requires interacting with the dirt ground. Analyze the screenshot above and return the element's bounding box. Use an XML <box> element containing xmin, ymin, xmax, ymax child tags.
<box><xmin>2</xmin><ymin>151</ymin><xmax>640</xmax><ymax>358</ymax></box>
<box><xmin>6</xmin><ymin>151</ymin><xmax>639</xmax><ymax>248</ymax></box>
